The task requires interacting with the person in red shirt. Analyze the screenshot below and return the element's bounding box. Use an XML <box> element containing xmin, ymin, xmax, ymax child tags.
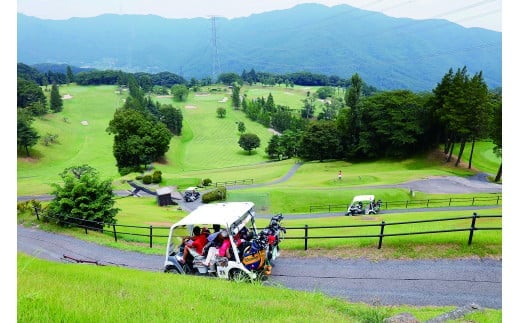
<box><xmin>180</xmin><ymin>226</ymin><xmax>209</xmax><ymax>264</ymax></box>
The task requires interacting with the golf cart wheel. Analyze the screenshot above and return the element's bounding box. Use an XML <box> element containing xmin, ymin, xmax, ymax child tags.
<box><xmin>228</xmin><ymin>269</ymin><xmax>251</xmax><ymax>282</ymax></box>
<box><xmin>345</xmin><ymin>212</ymin><xmax>351</xmax><ymax>216</ymax></box>
<box><xmin>164</xmin><ymin>265</ymin><xmax>181</xmax><ymax>274</ymax></box>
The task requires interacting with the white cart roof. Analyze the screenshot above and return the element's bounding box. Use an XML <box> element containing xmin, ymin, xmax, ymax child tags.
<box><xmin>172</xmin><ymin>202</ymin><xmax>255</xmax><ymax>229</ymax></box>
<box><xmin>351</xmin><ymin>195</ymin><xmax>375</xmax><ymax>202</ymax></box>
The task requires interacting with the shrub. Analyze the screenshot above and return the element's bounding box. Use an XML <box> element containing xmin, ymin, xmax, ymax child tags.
<box><xmin>152</xmin><ymin>170</ymin><xmax>162</xmax><ymax>183</ymax></box>
<box><xmin>202</xmin><ymin>187</ymin><xmax>226</xmax><ymax>203</ymax></box>
<box><xmin>142</xmin><ymin>174</ymin><xmax>152</xmax><ymax>184</ymax></box>
<box><xmin>135</xmin><ymin>175</ymin><xmax>143</xmax><ymax>180</ymax></box>
<box><xmin>202</xmin><ymin>178</ymin><xmax>212</xmax><ymax>186</ymax></box>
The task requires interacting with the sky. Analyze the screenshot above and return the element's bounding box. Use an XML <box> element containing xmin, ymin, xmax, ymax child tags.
<box><xmin>16</xmin><ymin>0</ymin><xmax>502</xmax><ymax>31</ymax></box>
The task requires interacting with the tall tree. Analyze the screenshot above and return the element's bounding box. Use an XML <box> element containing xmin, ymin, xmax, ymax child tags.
<box><xmin>231</xmin><ymin>83</ymin><xmax>241</xmax><ymax>109</ymax></box>
<box><xmin>298</xmin><ymin>120</ymin><xmax>341</xmax><ymax>162</ymax></box>
<box><xmin>49</xmin><ymin>83</ymin><xmax>63</xmax><ymax>112</ymax></box>
<box><xmin>66</xmin><ymin>65</ymin><xmax>74</xmax><ymax>85</ymax></box>
<box><xmin>17</xmin><ymin>77</ymin><xmax>46</xmax><ymax>110</ymax></box>
<box><xmin>489</xmin><ymin>88</ymin><xmax>502</xmax><ymax>182</ymax></box>
<box><xmin>17</xmin><ymin>113</ymin><xmax>40</xmax><ymax>157</ymax></box>
<box><xmin>237</xmin><ymin>121</ymin><xmax>246</xmax><ymax>133</ymax></box>
<box><xmin>343</xmin><ymin>73</ymin><xmax>363</xmax><ymax>157</ymax></box>
<box><xmin>159</xmin><ymin>104</ymin><xmax>183</xmax><ymax>135</ymax></box>
<box><xmin>434</xmin><ymin>67</ymin><xmax>490</xmax><ymax>166</ymax></box>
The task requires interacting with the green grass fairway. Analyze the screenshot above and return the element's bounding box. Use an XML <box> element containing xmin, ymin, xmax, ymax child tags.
<box><xmin>17</xmin><ymin>85</ymin><xmax>122</xmax><ymax>195</ymax></box>
<box><xmin>17</xmin><ymin>84</ymin><xmax>502</xmax><ymax>213</ymax></box>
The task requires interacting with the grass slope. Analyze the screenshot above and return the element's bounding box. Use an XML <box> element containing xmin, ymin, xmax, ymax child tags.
<box><xmin>17</xmin><ymin>253</ymin><xmax>501</xmax><ymax>322</ymax></box>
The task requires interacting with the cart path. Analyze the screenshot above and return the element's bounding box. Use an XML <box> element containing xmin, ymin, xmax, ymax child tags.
<box><xmin>17</xmin><ymin>225</ymin><xmax>501</xmax><ymax>309</ymax></box>
<box><xmin>17</xmin><ymin>162</ymin><xmax>501</xmax><ymax>203</ymax></box>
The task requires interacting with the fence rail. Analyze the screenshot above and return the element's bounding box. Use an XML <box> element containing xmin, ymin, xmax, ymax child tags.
<box><xmin>33</xmin><ymin>210</ymin><xmax>501</xmax><ymax>251</ymax></box>
<box><xmin>309</xmin><ymin>195</ymin><xmax>502</xmax><ymax>213</ymax></box>
<box><xmin>214</xmin><ymin>179</ymin><xmax>254</xmax><ymax>187</ymax></box>
<box><xmin>284</xmin><ymin>213</ymin><xmax>501</xmax><ymax>250</ymax></box>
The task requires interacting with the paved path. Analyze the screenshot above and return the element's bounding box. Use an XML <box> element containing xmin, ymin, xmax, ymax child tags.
<box><xmin>17</xmin><ymin>225</ymin><xmax>501</xmax><ymax>309</ymax></box>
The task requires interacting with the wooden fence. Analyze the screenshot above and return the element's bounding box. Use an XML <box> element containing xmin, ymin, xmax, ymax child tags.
<box><xmin>35</xmin><ymin>211</ymin><xmax>501</xmax><ymax>251</ymax></box>
<box><xmin>309</xmin><ymin>195</ymin><xmax>502</xmax><ymax>213</ymax></box>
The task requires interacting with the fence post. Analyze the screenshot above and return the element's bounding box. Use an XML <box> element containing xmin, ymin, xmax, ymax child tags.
<box><xmin>497</xmin><ymin>196</ymin><xmax>500</xmax><ymax>205</ymax></box>
<box><xmin>112</xmin><ymin>224</ymin><xmax>117</xmax><ymax>242</ymax></box>
<box><xmin>405</xmin><ymin>200</ymin><xmax>408</xmax><ymax>208</ymax></box>
<box><xmin>149</xmin><ymin>225</ymin><xmax>153</xmax><ymax>248</ymax></box>
<box><xmin>426</xmin><ymin>199</ymin><xmax>430</xmax><ymax>207</ymax></box>
<box><xmin>449</xmin><ymin>198</ymin><xmax>452</xmax><ymax>207</ymax></box>
<box><xmin>472</xmin><ymin>197</ymin><xmax>475</xmax><ymax>206</ymax></box>
<box><xmin>468</xmin><ymin>212</ymin><xmax>477</xmax><ymax>245</ymax></box>
<box><xmin>304</xmin><ymin>225</ymin><xmax>308</xmax><ymax>251</ymax></box>
<box><xmin>378</xmin><ymin>221</ymin><xmax>386</xmax><ymax>249</ymax></box>
<box><xmin>33</xmin><ymin>205</ymin><xmax>40</xmax><ymax>221</ymax></box>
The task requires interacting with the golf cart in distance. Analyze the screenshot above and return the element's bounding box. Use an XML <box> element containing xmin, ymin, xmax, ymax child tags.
<box><xmin>164</xmin><ymin>202</ymin><xmax>265</xmax><ymax>281</ymax></box>
<box><xmin>183</xmin><ymin>187</ymin><xmax>200</xmax><ymax>202</ymax></box>
<box><xmin>345</xmin><ymin>195</ymin><xmax>382</xmax><ymax>216</ymax></box>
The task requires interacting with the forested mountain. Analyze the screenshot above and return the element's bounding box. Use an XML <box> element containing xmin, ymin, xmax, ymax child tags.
<box><xmin>17</xmin><ymin>3</ymin><xmax>501</xmax><ymax>91</ymax></box>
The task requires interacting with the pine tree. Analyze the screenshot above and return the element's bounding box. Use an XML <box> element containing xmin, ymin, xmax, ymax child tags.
<box><xmin>50</xmin><ymin>83</ymin><xmax>63</xmax><ymax>112</ymax></box>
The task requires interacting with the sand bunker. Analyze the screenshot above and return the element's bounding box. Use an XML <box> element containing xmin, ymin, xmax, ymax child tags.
<box><xmin>218</xmin><ymin>97</ymin><xmax>228</xmax><ymax>103</ymax></box>
<box><xmin>81</xmin><ymin>121</ymin><xmax>89</xmax><ymax>126</ymax></box>
<box><xmin>62</xmin><ymin>94</ymin><xmax>73</xmax><ymax>99</ymax></box>
<box><xmin>185</xmin><ymin>105</ymin><xmax>197</xmax><ymax>109</ymax></box>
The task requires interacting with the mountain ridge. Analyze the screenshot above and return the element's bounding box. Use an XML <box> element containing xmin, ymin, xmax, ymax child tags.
<box><xmin>17</xmin><ymin>3</ymin><xmax>501</xmax><ymax>91</ymax></box>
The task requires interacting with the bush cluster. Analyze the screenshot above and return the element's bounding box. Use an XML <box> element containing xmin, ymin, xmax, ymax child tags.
<box><xmin>202</xmin><ymin>178</ymin><xmax>212</xmax><ymax>186</ymax></box>
<box><xmin>142</xmin><ymin>174</ymin><xmax>152</xmax><ymax>184</ymax></box>
<box><xmin>202</xmin><ymin>187</ymin><xmax>226</xmax><ymax>203</ymax></box>
<box><xmin>152</xmin><ymin>170</ymin><xmax>162</xmax><ymax>184</ymax></box>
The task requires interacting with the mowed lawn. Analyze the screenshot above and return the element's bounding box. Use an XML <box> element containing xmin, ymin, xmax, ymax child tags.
<box><xmin>17</xmin><ymin>85</ymin><xmax>123</xmax><ymax>195</ymax></box>
<box><xmin>17</xmin><ymin>84</ymin><xmax>502</xmax><ymax>202</ymax></box>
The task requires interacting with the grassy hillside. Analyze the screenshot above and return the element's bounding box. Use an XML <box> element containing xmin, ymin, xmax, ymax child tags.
<box><xmin>17</xmin><ymin>253</ymin><xmax>502</xmax><ymax>322</ymax></box>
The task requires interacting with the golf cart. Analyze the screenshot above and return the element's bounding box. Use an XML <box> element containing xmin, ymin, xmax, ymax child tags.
<box><xmin>183</xmin><ymin>187</ymin><xmax>200</xmax><ymax>202</ymax></box>
<box><xmin>164</xmin><ymin>202</ymin><xmax>275</xmax><ymax>281</ymax></box>
<box><xmin>345</xmin><ymin>195</ymin><xmax>382</xmax><ymax>216</ymax></box>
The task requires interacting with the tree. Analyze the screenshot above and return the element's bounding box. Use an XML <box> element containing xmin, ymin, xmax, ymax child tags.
<box><xmin>238</xmin><ymin>133</ymin><xmax>261</xmax><ymax>154</ymax></box>
<box><xmin>300</xmin><ymin>96</ymin><xmax>315</xmax><ymax>119</ymax></box>
<box><xmin>357</xmin><ymin>90</ymin><xmax>426</xmax><ymax>158</ymax></box>
<box><xmin>237</xmin><ymin>121</ymin><xmax>246</xmax><ymax>133</ymax></box>
<box><xmin>433</xmin><ymin>67</ymin><xmax>491</xmax><ymax>166</ymax></box>
<box><xmin>47</xmin><ymin>165</ymin><xmax>120</xmax><ymax>228</ymax></box>
<box><xmin>50</xmin><ymin>83</ymin><xmax>63</xmax><ymax>112</ymax></box>
<box><xmin>298</xmin><ymin>120</ymin><xmax>341</xmax><ymax>162</ymax></box>
<box><xmin>159</xmin><ymin>104</ymin><xmax>183</xmax><ymax>135</ymax></box>
<box><xmin>231</xmin><ymin>83</ymin><xmax>241</xmax><ymax>109</ymax></box>
<box><xmin>343</xmin><ymin>73</ymin><xmax>363</xmax><ymax>157</ymax></box>
<box><xmin>271</xmin><ymin>110</ymin><xmax>293</xmax><ymax>133</ymax></box>
<box><xmin>489</xmin><ymin>88</ymin><xmax>502</xmax><ymax>182</ymax></box>
<box><xmin>218</xmin><ymin>72</ymin><xmax>242</xmax><ymax>85</ymax></box>
<box><xmin>66</xmin><ymin>65</ymin><xmax>74</xmax><ymax>84</ymax></box>
<box><xmin>217</xmin><ymin>107</ymin><xmax>226</xmax><ymax>118</ymax></box>
<box><xmin>17</xmin><ymin>77</ymin><xmax>46</xmax><ymax>110</ymax></box>
<box><xmin>17</xmin><ymin>113</ymin><xmax>40</xmax><ymax>157</ymax></box>
<box><xmin>265</xmin><ymin>135</ymin><xmax>281</xmax><ymax>159</ymax></box>
<box><xmin>106</xmin><ymin>108</ymin><xmax>172</xmax><ymax>174</ymax></box>
<box><xmin>171</xmin><ymin>84</ymin><xmax>189</xmax><ymax>101</ymax></box>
